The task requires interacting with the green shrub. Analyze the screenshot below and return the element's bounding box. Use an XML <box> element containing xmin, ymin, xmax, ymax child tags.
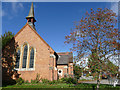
<box><xmin>79</xmin><ymin>79</ymin><xmax>87</xmax><ymax>81</ymax></box>
<box><xmin>31</xmin><ymin>79</ymin><xmax>39</xmax><ymax>83</ymax></box>
<box><xmin>36</xmin><ymin>73</ymin><xmax>40</xmax><ymax>81</ymax></box>
<box><xmin>31</xmin><ymin>79</ymin><xmax>33</xmax><ymax>83</ymax></box>
<box><xmin>2</xmin><ymin>79</ymin><xmax>16</xmax><ymax>86</ymax></box>
<box><xmin>41</xmin><ymin>79</ymin><xmax>59</xmax><ymax>84</ymax></box>
<box><xmin>57</xmin><ymin>79</ymin><xmax>65</xmax><ymax>83</ymax></box>
<box><xmin>49</xmin><ymin>80</ymin><xmax>62</xmax><ymax>84</ymax></box>
<box><xmin>61</xmin><ymin>77</ymin><xmax>78</xmax><ymax>84</ymax></box>
<box><xmin>24</xmin><ymin>80</ymin><xmax>29</xmax><ymax>83</ymax></box>
<box><xmin>48</xmin><ymin>81</ymin><xmax>54</xmax><ymax>85</ymax></box>
<box><xmin>41</xmin><ymin>79</ymin><xmax>50</xmax><ymax>84</ymax></box>
<box><xmin>16</xmin><ymin>77</ymin><xmax>24</xmax><ymax>85</ymax></box>
<box><xmin>41</xmin><ymin>77</ymin><xmax>77</xmax><ymax>84</ymax></box>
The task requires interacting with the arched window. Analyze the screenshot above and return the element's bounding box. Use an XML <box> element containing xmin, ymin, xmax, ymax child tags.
<box><xmin>15</xmin><ymin>49</ymin><xmax>20</xmax><ymax>68</ymax></box>
<box><xmin>22</xmin><ymin>45</ymin><xmax>28</xmax><ymax>68</ymax></box>
<box><xmin>29</xmin><ymin>48</ymin><xmax>34</xmax><ymax>68</ymax></box>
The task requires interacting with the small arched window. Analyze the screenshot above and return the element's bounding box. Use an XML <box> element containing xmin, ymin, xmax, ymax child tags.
<box><xmin>29</xmin><ymin>48</ymin><xmax>34</xmax><ymax>68</ymax></box>
<box><xmin>22</xmin><ymin>45</ymin><xmax>28</xmax><ymax>68</ymax></box>
<box><xmin>15</xmin><ymin>49</ymin><xmax>20</xmax><ymax>68</ymax></box>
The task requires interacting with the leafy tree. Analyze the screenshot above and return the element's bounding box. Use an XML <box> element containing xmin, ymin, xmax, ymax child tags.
<box><xmin>65</xmin><ymin>8</ymin><xmax>119</xmax><ymax>89</ymax></box>
<box><xmin>73</xmin><ymin>63</ymin><xmax>83</xmax><ymax>80</ymax></box>
<box><xmin>0</xmin><ymin>31</ymin><xmax>14</xmax><ymax>52</ymax></box>
<box><xmin>1</xmin><ymin>31</ymin><xmax>14</xmax><ymax>48</ymax></box>
<box><xmin>105</xmin><ymin>59</ymin><xmax>118</xmax><ymax>76</ymax></box>
<box><xmin>1</xmin><ymin>31</ymin><xmax>18</xmax><ymax>85</ymax></box>
<box><xmin>88</xmin><ymin>53</ymin><xmax>118</xmax><ymax>79</ymax></box>
<box><xmin>88</xmin><ymin>54</ymin><xmax>102</xmax><ymax>76</ymax></box>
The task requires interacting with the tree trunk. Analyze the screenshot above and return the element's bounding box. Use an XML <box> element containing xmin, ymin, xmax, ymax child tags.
<box><xmin>96</xmin><ymin>79</ymin><xmax>100</xmax><ymax>90</ymax></box>
<box><xmin>96</xmin><ymin>73</ymin><xmax>101</xmax><ymax>90</ymax></box>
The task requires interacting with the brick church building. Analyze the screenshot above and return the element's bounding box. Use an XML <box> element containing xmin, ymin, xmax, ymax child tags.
<box><xmin>2</xmin><ymin>3</ymin><xmax>73</xmax><ymax>82</ymax></box>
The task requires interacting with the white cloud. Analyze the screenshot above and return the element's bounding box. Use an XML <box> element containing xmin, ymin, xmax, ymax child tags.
<box><xmin>12</xmin><ymin>2</ymin><xmax>17</xmax><ymax>13</ymax></box>
<box><xmin>19</xmin><ymin>3</ymin><xmax>24</xmax><ymax>8</ymax></box>
<box><xmin>11</xmin><ymin>2</ymin><xmax>24</xmax><ymax>13</ymax></box>
<box><xmin>0</xmin><ymin>9</ymin><xmax>6</xmax><ymax>17</ymax></box>
<box><xmin>2</xmin><ymin>10</ymin><xmax>6</xmax><ymax>16</ymax></box>
<box><xmin>1</xmin><ymin>2</ymin><xmax>24</xmax><ymax>19</ymax></box>
<box><xmin>110</xmin><ymin>2</ymin><xmax>118</xmax><ymax>15</ymax></box>
<box><xmin>76</xmin><ymin>57</ymin><xmax>89</xmax><ymax>67</ymax></box>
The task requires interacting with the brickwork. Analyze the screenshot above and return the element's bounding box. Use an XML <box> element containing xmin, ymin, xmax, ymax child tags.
<box><xmin>2</xmin><ymin>23</ymin><xmax>73</xmax><ymax>82</ymax></box>
<box><xmin>13</xmin><ymin>23</ymin><xmax>55</xmax><ymax>81</ymax></box>
<box><xmin>2</xmin><ymin>2</ymin><xmax>73</xmax><ymax>83</ymax></box>
<box><xmin>68</xmin><ymin>62</ymin><xmax>73</xmax><ymax>76</ymax></box>
<box><xmin>57</xmin><ymin>63</ymin><xmax>73</xmax><ymax>79</ymax></box>
<box><xmin>57</xmin><ymin>65</ymin><xmax>68</xmax><ymax>79</ymax></box>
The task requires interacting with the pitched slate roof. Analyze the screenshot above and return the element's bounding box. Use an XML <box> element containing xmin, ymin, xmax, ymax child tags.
<box><xmin>57</xmin><ymin>52</ymin><xmax>73</xmax><ymax>65</ymax></box>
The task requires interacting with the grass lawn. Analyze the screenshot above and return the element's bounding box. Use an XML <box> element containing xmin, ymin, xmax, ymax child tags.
<box><xmin>3</xmin><ymin>83</ymin><xmax>75</xmax><ymax>88</ymax></box>
<box><xmin>2</xmin><ymin>83</ymin><xmax>120</xmax><ymax>89</ymax></box>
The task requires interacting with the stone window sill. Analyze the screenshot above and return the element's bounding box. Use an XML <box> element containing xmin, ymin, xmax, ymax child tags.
<box><xmin>15</xmin><ymin>68</ymin><xmax>35</xmax><ymax>71</ymax></box>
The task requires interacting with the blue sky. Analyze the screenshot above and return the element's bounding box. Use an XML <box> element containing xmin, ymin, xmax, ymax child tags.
<box><xmin>2</xmin><ymin>2</ymin><xmax>118</xmax><ymax>53</ymax></box>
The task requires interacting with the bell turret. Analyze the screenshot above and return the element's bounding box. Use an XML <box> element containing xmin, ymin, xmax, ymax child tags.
<box><xmin>26</xmin><ymin>2</ymin><xmax>36</xmax><ymax>30</ymax></box>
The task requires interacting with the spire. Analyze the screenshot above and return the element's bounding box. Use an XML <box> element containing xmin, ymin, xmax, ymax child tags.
<box><xmin>26</xmin><ymin>2</ymin><xmax>34</xmax><ymax>18</ymax></box>
<box><xmin>26</xmin><ymin>2</ymin><xmax>36</xmax><ymax>30</ymax></box>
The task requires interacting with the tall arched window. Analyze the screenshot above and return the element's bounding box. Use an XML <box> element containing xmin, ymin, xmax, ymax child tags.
<box><xmin>29</xmin><ymin>48</ymin><xmax>34</xmax><ymax>68</ymax></box>
<box><xmin>22</xmin><ymin>45</ymin><xmax>28</xmax><ymax>68</ymax></box>
<box><xmin>15</xmin><ymin>49</ymin><xmax>20</xmax><ymax>68</ymax></box>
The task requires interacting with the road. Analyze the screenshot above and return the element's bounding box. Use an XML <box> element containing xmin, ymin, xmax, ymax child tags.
<box><xmin>81</xmin><ymin>79</ymin><xmax>120</xmax><ymax>85</ymax></box>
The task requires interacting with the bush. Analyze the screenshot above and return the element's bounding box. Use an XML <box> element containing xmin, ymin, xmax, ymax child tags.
<box><xmin>56</xmin><ymin>79</ymin><xmax>64</xmax><ymax>83</ymax></box>
<box><xmin>16</xmin><ymin>77</ymin><xmax>24</xmax><ymax>85</ymax></box>
<box><xmin>36</xmin><ymin>73</ymin><xmax>40</xmax><ymax>81</ymax></box>
<box><xmin>41</xmin><ymin>77</ymin><xmax>77</xmax><ymax>84</ymax></box>
<box><xmin>31</xmin><ymin>79</ymin><xmax>39</xmax><ymax>83</ymax></box>
<box><xmin>61</xmin><ymin>77</ymin><xmax>78</xmax><ymax>84</ymax></box>
<box><xmin>48</xmin><ymin>80</ymin><xmax>55</xmax><ymax>85</ymax></box>
<box><xmin>48</xmin><ymin>80</ymin><xmax>62</xmax><ymax>84</ymax></box>
<box><xmin>57</xmin><ymin>79</ymin><xmax>64</xmax><ymax>83</ymax></box>
<box><xmin>41</xmin><ymin>79</ymin><xmax>61</xmax><ymax>84</ymax></box>
<box><xmin>24</xmin><ymin>80</ymin><xmax>29</xmax><ymax>83</ymax></box>
<box><xmin>41</xmin><ymin>79</ymin><xmax>50</xmax><ymax>84</ymax></box>
<box><xmin>2</xmin><ymin>79</ymin><xmax>16</xmax><ymax>86</ymax></box>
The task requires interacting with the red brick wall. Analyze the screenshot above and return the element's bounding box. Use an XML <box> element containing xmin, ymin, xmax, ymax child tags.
<box><xmin>14</xmin><ymin>24</ymin><xmax>55</xmax><ymax>82</ymax></box>
<box><xmin>2</xmin><ymin>24</ymin><xmax>73</xmax><ymax>82</ymax></box>
<box><xmin>68</xmin><ymin>63</ymin><xmax>73</xmax><ymax>76</ymax></box>
<box><xmin>57</xmin><ymin>63</ymin><xmax>73</xmax><ymax>79</ymax></box>
<box><xmin>57</xmin><ymin>65</ymin><xmax>68</xmax><ymax>79</ymax></box>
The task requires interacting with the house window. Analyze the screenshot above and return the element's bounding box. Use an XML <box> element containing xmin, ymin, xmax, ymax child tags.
<box><xmin>22</xmin><ymin>45</ymin><xmax>28</xmax><ymax>68</ymax></box>
<box><xmin>59</xmin><ymin>70</ymin><xmax>61</xmax><ymax>73</ymax></box>
<box><xmin>58</xmin><ymin>69</ymin><xmax>63</xmax><ymax>76</ymax></box>
<box><xmin>15</xmin><ymin>49</ymin><xmax>20</xmax><ymax>68</ymax></box>
<box><xmin>29</xmin><ymin>48</ymin><xmax>34</xmax><ymax>68</ymax></box>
